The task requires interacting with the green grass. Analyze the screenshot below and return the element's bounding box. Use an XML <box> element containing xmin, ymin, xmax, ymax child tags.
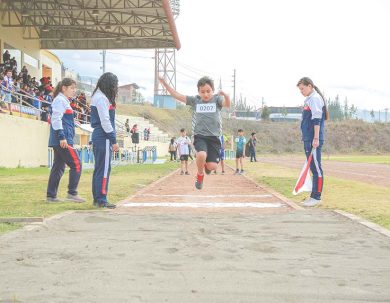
<box><xmin>0</xmin><ymin>163</ymin><xmax>177</xmax><ymax>233</ymax></box>
<box><xmin>0</xmin><ymin>223</ymin><xmax>21</xmax><ymax>233</ymax></box>
<box><xmin>227</xmin><ymin>160</ymin><xmax>390</xmax><ymax>229</ymax></box>
<box><xmin>325</xmin><ymin>155</ymin><xmax>390</xmax><ymax>164</ymax></box>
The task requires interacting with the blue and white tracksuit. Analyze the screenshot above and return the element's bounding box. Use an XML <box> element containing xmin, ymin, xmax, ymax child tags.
<box><xmin>301</xmin><ymin>90</ymin><xmax>325</xmax><ymax>200</ymax></box>
<box><xmin>90</xmin><ymin>89</ymin><xmax>116</xmax><ymax>204</ymax></box>
<box><xmin>47</xmin><ymin>93</ymin><xmax>82</xmax><ymax>198</ymax></box>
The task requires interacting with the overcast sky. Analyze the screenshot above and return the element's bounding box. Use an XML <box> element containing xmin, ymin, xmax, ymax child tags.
<box><xmin>53</xmin><ymin>0</ymin><xmax>390</xmax><ymax>110</ymax></box>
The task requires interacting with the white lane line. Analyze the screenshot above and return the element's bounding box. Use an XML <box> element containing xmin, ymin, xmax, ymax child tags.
<box><xmin>137</xmin><ymin>194</ymin><xmax>273</xmax><ymax>198</ymax></box>
<box><xmin>123</xmin><ymin>202</ymin><xmax>285</xmax><ymax>208</ymax></box>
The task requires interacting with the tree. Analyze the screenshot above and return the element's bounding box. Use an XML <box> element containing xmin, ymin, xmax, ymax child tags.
<box><xmin>261</xmin><ymin>106</ymin><xmax>270</xmax><ymax>120</ymax></box>
<box><xmin>327</xmin><ymin>95</ymin><xmax>344</xmax><ymax>121</ymax></box>
<box><xmin>370</xmin><ymin>109</ymin><xmax>375</xmax><ymax>121</ymax></box>
<box><xmin>344</xmin><ymin>97</ymin><xmax>350</xmax><ymax>120</ymax></box>
<box><xmin>349</xmin><ymin>104</ymin><xmax>358</xmax><ymax>119</ymax></box>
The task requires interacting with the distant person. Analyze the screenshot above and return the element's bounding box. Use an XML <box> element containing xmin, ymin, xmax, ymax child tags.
<box><xmin>46</xmin><ymin>78</ymin><xmax>85</xmax><ymax>203</ymax></box>
<box><xmin>235</xmin><ymin>129</ymin><xmax>246</xmax><ymax>174</ymax></box>
<box><xmin>297</xmin><ymin>77</ymin><xmax>328</xmax><ymax>207</ymax></box>
<box><xmin>177</xmin><ymin>128</ymin><xmax>191</xmax><ymax>175</ymax></box>
<box><xmin>40</xmin><ymin>104</ymin><xmax>50</xmax><ymax>122</ymax></box>
<box><xmin>168</xmin><ymin>138</ymin><xmax>177</xmax><ymax>161</ymax></box>
<box><xmin>125</xmin><ymin>118</ymin><xmax>130</xmax><ymax>133</ymax></box>
<box><xmin>90</xmin><ymin>72</ymin><xmax>119</xmax><ymax>209</ymax></box>
<box><xmin>2</xmin><ymin>69</ymin><xmax>13</xmax><ymax>103</ymax></box>
<box><xmin>214</xmin><ymin>134</ymin><xmax>227</xmax><ymax>174</ymax></box>
<box><xmin>143</xmin><ymin>128</ymin><xmax>148</xmax><ymax>141</ymax></box>
<box><xmin>248</xmin><ymin>132</ymin><xmax>257</xmax><ymax>162</ymax></box>
<box><xmin>3</xmin><ymin>50</ymin><xmax>10</xmax><ymax>64</ymax></box>
<box><xmin>159</xmin><ymin>75</ymin><xmax>231</xmax><ymax>190</ymax></box>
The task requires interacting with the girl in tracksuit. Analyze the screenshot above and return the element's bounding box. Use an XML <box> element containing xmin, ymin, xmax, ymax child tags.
<box><xmin>47</xmin><ymin>78</ymin><xmax>85</xmax><ymax>203</ymax></box>
<box><xmin>297</xmin><ymin>77</ymin><xmax>327</xmax><ymax>207</ymax></box>
<box><xmin>90</xmin><ymin>72</ymin><xmax>119</xmax><ymax>209</ymax></box>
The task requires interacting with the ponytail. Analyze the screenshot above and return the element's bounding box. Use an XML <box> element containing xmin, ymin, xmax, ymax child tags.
<box><xmin>297</xmin><ymin>77</ymin><xmax>329</xmax><ymax>121</ymax></box>
<box><xmin>313</xmin><ymin>85</ymin><xmax>329</xmax><ymax>120</ymax></box>
<box><xmin>53</xmin><ymin>78</ymin><xmax>76</xmax><ymax>98</ymax></box>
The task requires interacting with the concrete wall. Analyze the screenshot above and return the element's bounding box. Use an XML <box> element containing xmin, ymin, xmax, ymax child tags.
<box><xmin>0</xmin><ymin>114</ymin><xmax>50</xmax><ymax>168</ymax></box>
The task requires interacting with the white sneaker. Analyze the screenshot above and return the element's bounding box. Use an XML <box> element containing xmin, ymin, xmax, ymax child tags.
<box><xmin>302</xmin><ymin>198</ymin><xmax>321</xmax><ymax>207</ymax></box>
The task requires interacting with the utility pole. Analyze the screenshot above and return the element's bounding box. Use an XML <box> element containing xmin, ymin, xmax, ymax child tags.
<box><xmin>232</xmin><ymin>69</ymin><xmax>236</xmax><ymax>109</ymax></box>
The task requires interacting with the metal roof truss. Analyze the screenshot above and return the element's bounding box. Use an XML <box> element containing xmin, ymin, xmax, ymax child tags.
<box><xmin>0</xmin><ymin>0</ymin><xmax>179</xmax><ymax>49</ymax></box>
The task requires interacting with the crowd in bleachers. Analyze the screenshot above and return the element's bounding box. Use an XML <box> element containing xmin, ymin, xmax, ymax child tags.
<box><xmin>1</xmin><ymin>50</ymin><xmax>90</xmax><ymax>124</ymax></box>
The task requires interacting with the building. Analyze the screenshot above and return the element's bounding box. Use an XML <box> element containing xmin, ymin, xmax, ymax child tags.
<box><xmin>118</xmin><ymin>83</ymin><xmax>141</xmax><ymax>104</ymax></box>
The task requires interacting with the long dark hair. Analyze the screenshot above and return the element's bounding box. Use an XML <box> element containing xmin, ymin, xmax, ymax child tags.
<box><xmin>93</xmin><ymin>72</ymin><xmax>118</xmax><ymax>106</ymax></box>
<box><xmin>53</xmin><ymin>78</ymin><xmax>76</xmax><ymax>98</ymax></box>
<box><xmin>297</xmin><ymin>77</ymin><xmax>329</xmax><ymax>120</ymax></box>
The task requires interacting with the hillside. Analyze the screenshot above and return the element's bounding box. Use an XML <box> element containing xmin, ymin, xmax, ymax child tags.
<box><xmin>117</xmin><ymin>104</ymin><xmax>390</xmax><ymax>154</ymax></box>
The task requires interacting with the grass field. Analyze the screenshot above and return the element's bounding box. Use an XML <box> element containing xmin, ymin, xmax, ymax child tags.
<box><xmin>227</xmin><ymin>160</ymin><xmax>390</xmax><ymax>229</ymax></box>
<box><xmin>0</xmin><ymin>162</ymin><xmax>177</xmax><ymax>234</ymax></box>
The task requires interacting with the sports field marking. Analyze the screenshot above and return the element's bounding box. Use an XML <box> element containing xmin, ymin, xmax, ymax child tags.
<box><xmin>123</xmin><ymin>202</ymin><xmax>285</xmax><ymax>208</ymax></box>
<box><xmin>137</xmin><ymin>194</ymin><xmax>273</xmax><ymax>198</ymax></box>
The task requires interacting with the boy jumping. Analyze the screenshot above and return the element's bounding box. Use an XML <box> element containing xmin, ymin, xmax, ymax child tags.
<box><xmin>159</xmin><ymin>76</ymin><xmax>230</xmax><ymax>189</ymax></box>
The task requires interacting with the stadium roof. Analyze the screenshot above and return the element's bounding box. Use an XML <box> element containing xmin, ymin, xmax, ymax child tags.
<box><xmin>0</xmin><ymin>0</ymin><xmax>180</xmax><ymax>50</ymax></box>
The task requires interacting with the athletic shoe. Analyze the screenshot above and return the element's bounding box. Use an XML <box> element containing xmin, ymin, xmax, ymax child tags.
<box><xmin>302</xmin><ymin>198</ymin><xmax>321</xmax><ymax>207</ymax></box>
<box><xmin>66</xmin><ymin>194</ymin><xmax>86</xmax><ymax>203</ymax></box>
<box><xmin>95</xmin><ymin>201</ymin><xmax>116</xmax><ymax>209</ymax></box>
<box><xmin>180</xmin><ymin>171</ymin><xmax>184</xmax><ymax>175</ymax></box>
<box><xmin>204</xmin><ymin>164</ymin><xmax>212</xmax><ymax>175</ymax></box>
<box><xmin>185</xmin><ymin>171</ymin><xmax>190</xmax><ymax>175</ymax></box>
<box><xmin>195</xmin><ymin>174</ymin><xmax>204</xmax><ymax>190</ymax></box>
<box><xmin>239</xmin><ymin>170</ymin><xmax>244</xmax><ymax>175</ymax></box>
<box><xmin>234</xmin><ymin>169</ymin><xmax>240</xmax><ymax>175</ymax></box>
<box><xmin>46</xmin><ymin>197</ymin><xmax>61</xmax><ymax>203</ymax></box>
<box><xmin>221</xmin><ymin>171</ymin><xmax>225</xmax><ymax>175</ymax></box>
<box><xmin>214</xmin><ymin>170</ymin><xmax>217</xmax><ymax>175</ymax></box>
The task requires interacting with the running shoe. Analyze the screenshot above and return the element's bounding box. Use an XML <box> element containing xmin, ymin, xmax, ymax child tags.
<box><xmin>180</xmin><ymin>171</ymin><xmax>184</xmax><ymax>175</ymax></box>
<box><xmin>302</xmin><ymin>198</ymin><xmax>321</xmax><ymax>207</ymax></box>
<box><xmin>185</xmin><ymin>171</ymin><xmax>190</xmax><ymax>175</ymax></box>
<box><xmin>46</xmin><ymin>197</ymin><xmax>61</xmax><ymax>203</ymax></box>
<box><xmin>195</xmin><ymin>173</ymin><xmax>204</xmax><ymax>190</ymax></box>
<box><xmin>239</xmin><ymin>170</ymin><xmax>244</xmax><ymax>175</ymax></box>
<box><xmin>66</xmin><ymin>194</ymin><xmax>86</xmax><ymax>203</ymax></box>
<box><xmin>234</xmin><ymin>169</ymin><xmax>240</xmax><ymax>175</ymax></box>
<box><xmin>94</xmin><ymin>201</ymin><xmax>116</xmax><ymax>209</ymax></box>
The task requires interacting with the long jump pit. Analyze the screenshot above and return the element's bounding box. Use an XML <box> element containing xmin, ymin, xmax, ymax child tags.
<box><xmin>116</xmin><ymin>163</ymin><xmax>300</xmax><ymax>214</ymax></box>
<box><xmin>1</xmin><ymin>163</ymin><xmax>390</xmax><ymax>302</ymax></box>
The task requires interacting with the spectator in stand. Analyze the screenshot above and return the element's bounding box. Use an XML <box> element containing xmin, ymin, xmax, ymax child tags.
<box><xmin>3</xmin><ymin>50</ymin><xmax>10</xmax><ymax>63</ymax></box>
<box><xmin>10</xmin><ymin>57</ymin><xmax>17</xmax><ymax>71</ymax></box>
<box><xmin>143</xmin><ymin>128</ymin><xmax>148</xmax><ymax>141</ymax></box>
<box><xmin>147</xmin><ymin>127</ymin><xmax>151</xmax><ymax>141</ymax></box>
<box><xmin>40</xmin><ymin>104</ymin><xmax>50</xmax><ymax>122</ymax></box>
<box><xmin>125</xmin><ymin>118</ymin><xmax>130</xmax><ymax>133</ymax></box>
<box><xmin>2</xmin><ymin>69</ymin><xmax>13</xmax><ymax>103</ymax></box>
<box><xmin>131</xmin><ymin>124</ymin><xmax>138</xmax><ymax>134</ymax></box>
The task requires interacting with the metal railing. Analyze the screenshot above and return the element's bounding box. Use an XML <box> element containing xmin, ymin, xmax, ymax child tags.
<box><xmin>1</xmin><ymin>85</ymin><xmax>169</xmax><ymax>143</ymax></box>
<box><xmin>48</xmin><ymin>145</ymin><xmax>159</xmax><ymax>168</ymax></box>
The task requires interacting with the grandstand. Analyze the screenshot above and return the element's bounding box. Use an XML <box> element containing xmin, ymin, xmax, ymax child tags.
<box><xmin>0</xmin><ymin>0</ymin><xmax>180</xmax><ymax>168</ymax></box>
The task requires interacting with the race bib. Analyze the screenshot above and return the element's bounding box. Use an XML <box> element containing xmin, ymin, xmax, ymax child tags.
<box><xmin>196</xmin><ymin>103</ymin><xmax>216</xmax><ymax>113</ymax></box>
